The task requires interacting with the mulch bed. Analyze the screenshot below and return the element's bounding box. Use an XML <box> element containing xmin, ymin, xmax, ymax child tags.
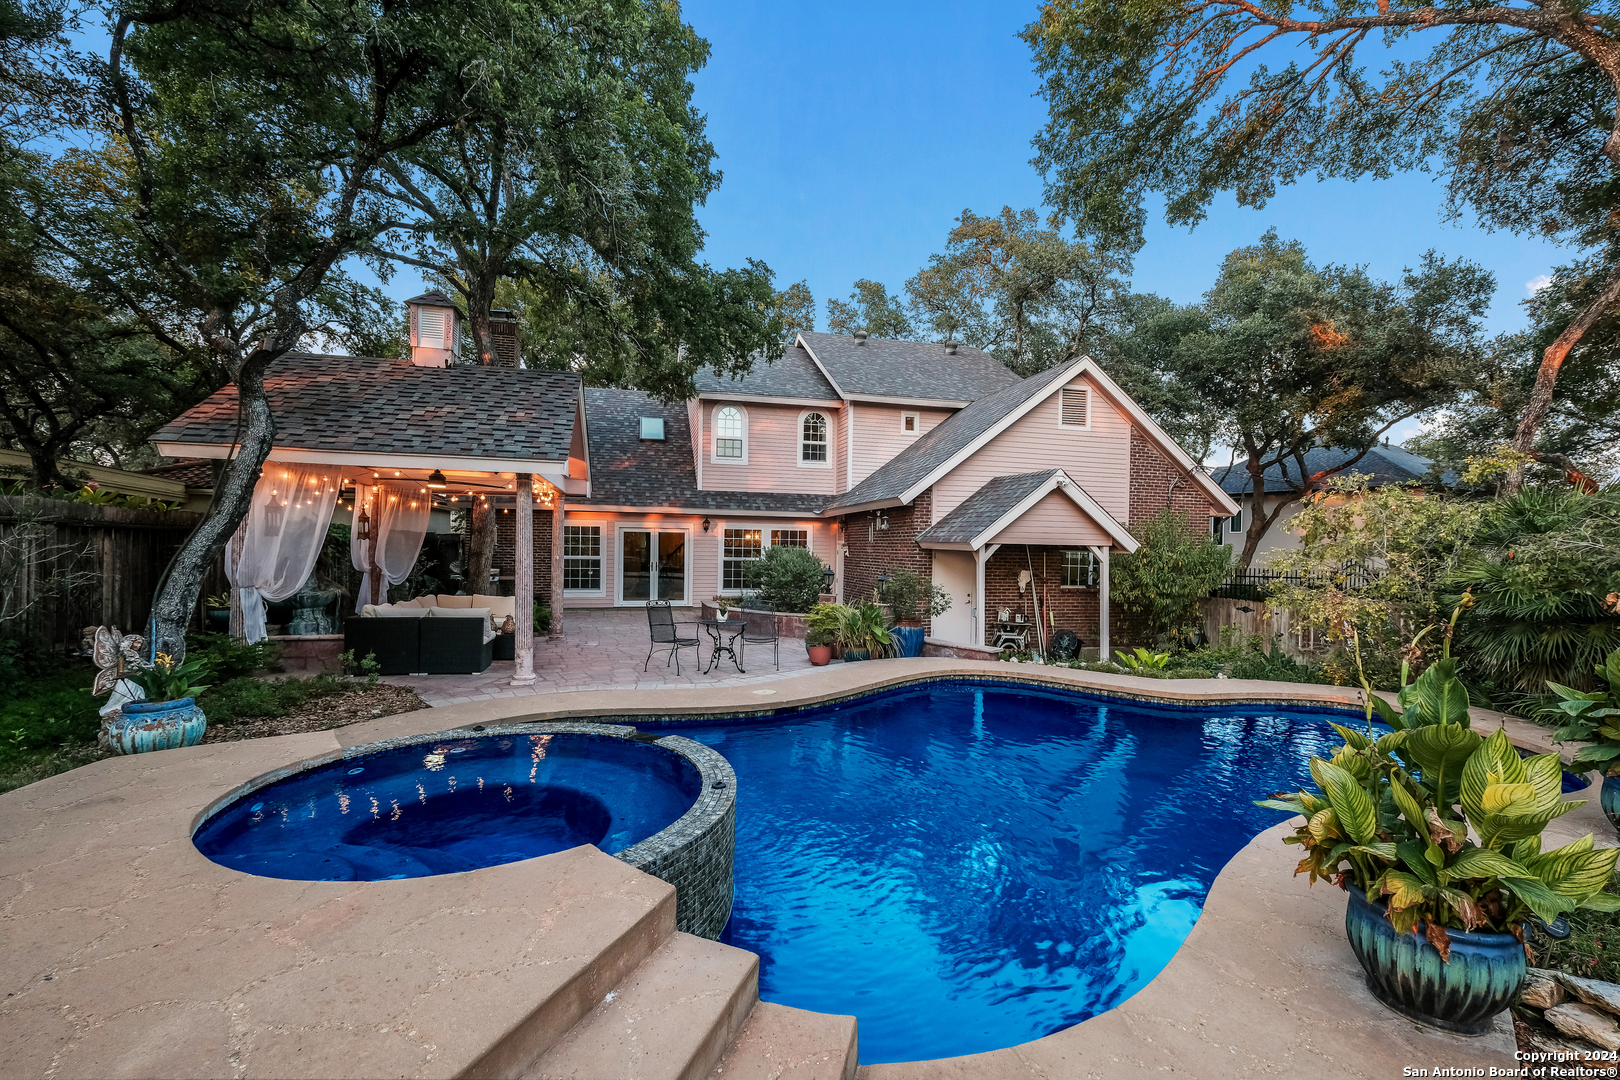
<box><xmin>200</xmin><ymin>684</ymin><xmax>430</xmax><ymax>744</ymax></box>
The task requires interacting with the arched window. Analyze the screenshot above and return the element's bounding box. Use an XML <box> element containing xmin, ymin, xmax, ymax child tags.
<box><xmin>800</xmin><ymin>411</ymin><xmax>828</xmax><ymax>463</ymax></box>
<box><xmin>714</xmin><ymin>405</ymin><xmax>745</xmax><ymax>459</ymax></box>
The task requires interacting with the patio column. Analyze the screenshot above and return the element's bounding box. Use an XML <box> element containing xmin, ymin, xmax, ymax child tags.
<box><xmin>974</xmin><ymin>546</ymin><xmax>988</xmax><ymax>648</ymax></box>
<box><xmin>550</xmin><ymin>493</ymin><xmax>564</xmax><ymax>640</ymax></box>
<box><xmin>510</xmin><ymin>473</ymin><xmax>536</xmax><ymax>686</ymax></box>
<box><xmin>1091</xmin><ymin>545</ymin><xmax>1110</xmax><ymax>661</ymax></box>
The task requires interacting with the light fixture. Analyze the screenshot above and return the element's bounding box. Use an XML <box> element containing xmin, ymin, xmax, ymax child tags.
<box><xmin>427</xmin><ymin>469</ymin><xmax>448</xmax><ymax>488</ymax></box>
<box><xmin>822</xmin><ymin>568</ymin><xmax>835</xmax><ymax>590</ymax></box>
<box><xmin>702</xmin><ymin>517</ymin><xmax>711</xmax><ymax>533</ymax></box>
<box><xmin>262</xmin><ymin>489</ymin><xmax>285</xmax><ymax>536</ymax></box>
<box><xmin>355</xmin><ymin>504</ymin><xmax>371</xmax><ymax>542</ymax></box>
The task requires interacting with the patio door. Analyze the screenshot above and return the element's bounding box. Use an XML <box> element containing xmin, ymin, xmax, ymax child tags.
<box><xmin>620</xmin><ymin>530</ymin><xmax>688</xmax><ymax>603</ymax></box>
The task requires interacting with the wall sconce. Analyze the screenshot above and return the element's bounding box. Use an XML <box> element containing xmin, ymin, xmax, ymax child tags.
<box><xmin>262</xmin><ymin>490</ymin><xmax>285</xmax><ymax>536</ymax></box>
<box><xmin>702</xmin><ymin>517</ymin><xmax>712</xmax><ymax>533</ymax></box>
<box><xmin>876</xmin><ymin>511</ymin><xmax>889</xmax><ymax>531</ymax></box>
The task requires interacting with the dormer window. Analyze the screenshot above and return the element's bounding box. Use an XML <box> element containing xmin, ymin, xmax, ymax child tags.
<box><xmin>714</xmin><ymin>405</ymin><xmax>746</xmax><ymax>460</ymax></box>
<box><xmin>639</xmin><ymin>417</ymin><xmax>665</xmax><ymax>440</ymax></box>
<box><xmin>800</xmin><ymin>411</ymin><xmax>828</xmax><ymax>463</ymax></box>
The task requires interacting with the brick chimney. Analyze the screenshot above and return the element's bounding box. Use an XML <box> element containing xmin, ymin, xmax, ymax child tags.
<box><xmin>488</xmin><ymin>309</ymin><xmax>521</xmax><ymax>369</ymax></box>
<box><xmin>404</xmin><ymin>290</ymin><xmax>461</xmax><ymax>367</ymax></box>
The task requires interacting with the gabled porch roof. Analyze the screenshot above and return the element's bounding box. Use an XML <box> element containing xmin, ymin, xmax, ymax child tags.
<box><xmin>914</xmin><ymin>469</ymin><xmax>1138</xmax><ymax>552</ymax></box>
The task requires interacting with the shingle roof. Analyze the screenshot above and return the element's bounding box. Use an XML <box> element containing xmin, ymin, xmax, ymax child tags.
<box><xmin>141</xmin><ymin>459</ymin><xmax>215</xmax><ymax>488</ymax></box>
<box><xmin>153</xmin><ymin>352</ymin><xmax>580</xmax><ymax>462</ymax></box>
<box><xmin>915</xmin><ymin>470</ymin><xmax>1059</xmax><ymax>545</ymax></box>
<box><xmin>693</xmin><ymin>345</ymin><xmax>839</xmax><ymax>400</ymax></box>
<box><xmin>824</xmin><ymin>361</ymin><xmax>1078</xmax><ymax>512</ymax></box>
<box><xmin>404</xmin><ymin>289</ymin><xmax>458</xmax><ymax>308</ymax></box>
<box><xmin>1211</xmin><ymin>444</ymin><xmax>1445</xmax><ymax>495</ymax></box>
<box><xmin>797</xmin><ymin>332</ymin><xmax>1020</xmax><ymax>402</ymax></box>
<box><xmin>575</xmin><ymin>388</ymin><xmax>826</xmax><ymax>514</ymax></box>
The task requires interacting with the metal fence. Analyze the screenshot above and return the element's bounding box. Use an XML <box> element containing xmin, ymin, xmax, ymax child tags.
<box><xmin>1212</xmin><ymin>566</ymin><xmax>1373</xmax><ymax>601</ymax></box>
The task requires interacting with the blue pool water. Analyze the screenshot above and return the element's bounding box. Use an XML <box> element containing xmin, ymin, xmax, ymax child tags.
<box><xmin>193</xmin><ymin>732</ymin><xmax>701</xmax><ymax>880</ymax></box>
<box><xmin>644</xmin><ymin>679</ymin><xmax>1355</xmax><ymax>1064</ymax></box>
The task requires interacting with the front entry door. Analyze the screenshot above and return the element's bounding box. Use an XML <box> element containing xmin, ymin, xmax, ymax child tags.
<box><xmin>621</xmin><ymin>530</ymin><xmax>687</xmax><ymax>603</ymax></box>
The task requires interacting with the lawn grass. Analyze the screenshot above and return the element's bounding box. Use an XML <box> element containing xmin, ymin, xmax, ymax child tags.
<box><xmin>0</xmin><ymin>663</ymin><xmax>105</xmax><ymax>794</ymax></box>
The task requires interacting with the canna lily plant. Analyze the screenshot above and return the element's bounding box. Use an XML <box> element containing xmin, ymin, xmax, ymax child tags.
<box><xmin>1544</xmin><ymin>647</ymin><xmax>1620</xmax><ymax>775</ymax></box>
<box><xmin>1260</xmin><ymin>600</ymin><xmax>1620</xmax><ymax>959</ymax></box>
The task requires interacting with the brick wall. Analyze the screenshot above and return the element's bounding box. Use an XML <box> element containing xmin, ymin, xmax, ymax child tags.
<box><xmin>491</xmin><ymin>504</ymin><xmax>554</xmax><ymax>599</ymax></box>
<box><xmin>1129</xmin><ymin>426</ymin><xmax>1217</xmax><ymax>530</ymax></box>
<box><xmin>840</xmin><ymin>492</ymin><xmax>933</xmax><ymax>631</ymax></box>
<box><xmin>982</xmin><ymin>545</ymin><xmax>1103</xmax><ymax>649</ymax></box>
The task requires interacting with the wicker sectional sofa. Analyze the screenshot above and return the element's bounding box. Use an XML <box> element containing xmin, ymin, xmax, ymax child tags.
<box><xmin>343</xmin><ymin>593</ymin><xmax>518</xmax><ymax>675</ymax></box>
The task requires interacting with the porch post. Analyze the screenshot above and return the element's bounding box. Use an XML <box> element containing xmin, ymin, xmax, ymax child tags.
<box><xmin>974</xmin><ymin>546</ymin><xmax>987</xmax><ymax>648</ymax></box>
<box><xmin>1092</xmin><ymin>545</ymin><xmax>1110</xmax><ymax>661</ymax></box>
<box><xmin>550</xmin><ymin>493</ymin><xmax>564</xmax><ymax>640</ymax></box>
<box><xmin>510</xmin><ymin>474</ymin><xmax>536</xmax><ymax>685</ymax></box>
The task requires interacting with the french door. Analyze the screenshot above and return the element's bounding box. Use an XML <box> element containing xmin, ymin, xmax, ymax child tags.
<box><xmin>620</xmin><ymin>529</ymin><xmax>688</xmax><ymax>603</ymax></box>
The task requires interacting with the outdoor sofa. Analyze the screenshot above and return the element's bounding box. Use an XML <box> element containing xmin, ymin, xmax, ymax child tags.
<box><xmin>343</xmin><ymin>593</ymin><xmax>514</xmax><ymax>675</ymax></box>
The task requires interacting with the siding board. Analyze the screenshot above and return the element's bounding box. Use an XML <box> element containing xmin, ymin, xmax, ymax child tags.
<box><xmin>851</xmin><ymin>405</ymin><xmax>951</xmax><ymax>486</ymax></box>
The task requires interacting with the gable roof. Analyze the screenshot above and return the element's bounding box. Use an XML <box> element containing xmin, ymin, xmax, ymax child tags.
<box><xmin>573</xmin><ymin>388</ymin><xmax>826</xmax><ymax>515</ymax></box>
<box><xmin>142</xmin><ymin>459</ymin><xmax>216</xmax><ymax>488</ymax></box>
<box><xmin>824</xmin><ymin>360</ymin><xmax>1080</xmax><ymax>513</ymax></box>
<box><xmin>151</xmin><ymin>352</ymin><xmax>581</xmax><ymax>468</ymax></box>
<box><xmin>796</xmin><ymin>332</ymin><xmax>1020</xmax><ymax>403</ymax></box>
<box><xmin>1211</xmin><ymin>444</ymin><xmax>1444</xmax><ymax>496</ymax></box>
<box><xmin>693</xmin><ymin>344</ymin><xmax>839</xmax><ymax>402</ymax></box>
<box><xmin>914</xmin><ymin>468</ymin><xmax>1138</xmax><ymax>552</ymax></box>
<box><xmin>404</xmin><ymin>289</ymin><xmax>458</xmax><ymax>309</ymax></box>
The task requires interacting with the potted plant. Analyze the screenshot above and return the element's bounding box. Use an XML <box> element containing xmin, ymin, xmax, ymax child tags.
<box><xmin>807</xmin><ymin>602</ymin><xmax>846</xmax><ymax>659</ymax></box>
<box><xmin>204</xmin><ymin>592</ymin><xmax>231</xmax><ymax>633</ymax></box>
<box><xmin>875</xmin><ymin>570</ymin><xmax>950</xmax><ymax>658</ymax></box>
<box><xmin>806</xmin><ymin>628</ymin><xmax>835</xmax><ymax>667</ymax></box>
<box><xmin>1544</xmin><ymin>646</ymin><xmax>1620</xmax><ymax>833</ymax></box>
<box><xmin>104</xmin><ymin>650</ymin><xmax>213</xmax><ymax>754</ymax></box>
<box><xmin>1258</xmin><ymin>603</ymin><xmax>1620</xmax><ymax>1034</ymax></box>
<box><xmin>838</xmin><ymin>602</ymin><xmax>893</xmax><ymax>662</ymax></box>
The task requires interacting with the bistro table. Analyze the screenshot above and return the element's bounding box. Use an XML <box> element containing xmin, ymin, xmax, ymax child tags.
<box><xmin>700</xmin><ymin>618</ymin><xmax>748</xmax><ymax>674</ymax></box>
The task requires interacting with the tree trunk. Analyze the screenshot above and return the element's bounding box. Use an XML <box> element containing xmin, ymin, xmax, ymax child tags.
<box><xmin>1504</xmin><ymin>261</ymin><xmax>1620</xmax><ymax>494</ymax></box>
<box><xmin>23</xmin><ymin>444</ymin><xmax>70</xmax><ymax>492</ymax></box>
<box><xmin>468</xmin><ymin>497</ymin><xmax>495</xmax><ymax>591</ymax></box>
<box><xmin>148</xmin><ymin>351</ymin><xmax>279</xmax><ymax>661</ymax></box>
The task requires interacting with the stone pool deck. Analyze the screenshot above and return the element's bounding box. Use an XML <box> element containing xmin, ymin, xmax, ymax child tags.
<box><xmin>2</xmin><ymin>659</ymin><xmax>1608</xmax><ymax>1078</ymax></box>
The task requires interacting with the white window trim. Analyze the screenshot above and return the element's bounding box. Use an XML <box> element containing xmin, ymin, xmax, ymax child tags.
<box><xmin>1058</xmin><ymin>385</ymin><xmax>1091</xmax><ymax>429</ymax></box>
<box><xmin>900</xmin><ymin>411</ymin><xmax>920</xmax><ymax>435</ymax></box>
<box><xmin>1058</xmin><ymin>548</ymin><xmax>1099</xmax><ymax>589</ymax></box>
<box><xmin>716</xmin><ymin>522</ymin><xmax>815</xmax><ymax>595</ymax></box>
<box><xmin>561</xmin><ymin>522</ymin><xmax>607</xmax><ymax>597</ymax></box>
<box><xmin>797</xmin><ymin>409</ymin><xmax>832</xmax><ymax>469</ymax></box>
<box><xmin>613</xmin><ymin>524</ymin><xmax>692</xmax><ymax>606</ymax></box>
<box><xmin>710</xmin><ymin>403</ymin><xmax>749</xmax><ymax>465</ymax></box>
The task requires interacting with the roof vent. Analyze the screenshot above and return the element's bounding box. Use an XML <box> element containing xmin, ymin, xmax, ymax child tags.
<box><xmin>639</xmin><ymin>417</ymin><xmax>665</xmax><ymax>441</ymax></box>
<box><xmin>852</xmin><ymin>330</ymin><xmax>868</xmax><ymax>345</ymax></box>
<box><xmin>944</xmin><ymin>340</ymin><xmax>957</xmax><ymax>355</ymax></box>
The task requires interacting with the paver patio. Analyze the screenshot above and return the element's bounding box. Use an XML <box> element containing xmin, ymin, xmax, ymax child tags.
<box><xmin>382</xmin><ymin>608</ymin><xmax>819</xmax><ymax>706</ymax></box>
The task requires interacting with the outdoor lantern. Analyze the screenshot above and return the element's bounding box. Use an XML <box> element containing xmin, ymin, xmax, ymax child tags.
<box><xmin>355</xmin><ymin>505</ymin><xmax>371</xmax><ymax>543</ymax></box>
<box><xmin>702</xmin><ymin>517</ymin><xmax>711</xmax><ymax>532</ymax></box>
<box><xmin>877</xmin><ymin>572</ymin><xmax>889</xmax><ymax>585</ymax></box>
<box><xmin>822</xmin><ymin>568</ymin><xmax>835</xmax><ymax>590</ymax></box>
<box><xmin>427</xmin><ymin>470</ymin><xmax>448</xmax><ymax>488</ymax></box>
<box><xmin>262</xmin><ymin>490</ymin><xmax>285</xmax><ymax>537</ymax></box>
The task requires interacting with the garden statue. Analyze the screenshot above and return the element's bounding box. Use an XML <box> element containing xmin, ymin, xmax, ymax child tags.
<box><xmin>87</xmin><ymin>625</ymin><xmax>145</xmax><ymax>728</ymax></box>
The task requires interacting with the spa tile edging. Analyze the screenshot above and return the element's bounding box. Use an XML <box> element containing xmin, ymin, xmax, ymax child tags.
<box><xmin>187</xmin><ymin>720</ymin><xmax>738</xmax><ymax>941</ymax></box>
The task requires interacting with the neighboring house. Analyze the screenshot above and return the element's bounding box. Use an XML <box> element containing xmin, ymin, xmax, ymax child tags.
<box><xmin>152</xmin><ymin>293</ymin><xmax>1238</xmax><ymax>654</ymax></box>
<box><xmin>1209</xmin><ymin>443</ymin><xmax>1444</xmax><ymax>562</ymax></box>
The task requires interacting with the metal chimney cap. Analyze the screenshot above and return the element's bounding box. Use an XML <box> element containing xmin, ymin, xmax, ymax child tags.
<box><xmin>853</xmin><ymin>330</ymin><xmax>868</xmax><ymax>344</ymax></box>
<box><xmin>944</xmin><ymin>340</ymin><xmax>957</xmax><ymax>355</ymax></box>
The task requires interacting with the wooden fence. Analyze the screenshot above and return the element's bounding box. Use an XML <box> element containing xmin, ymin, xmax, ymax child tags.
<box><xmin>0</xmin><ymin>497</ymin><xmax>225</xmax><ymax>650</ymax></box>
<box><xmin>1199</xmin><ymin>596</ymin><xmax>1329</xmax><ymax>660</ymax></box>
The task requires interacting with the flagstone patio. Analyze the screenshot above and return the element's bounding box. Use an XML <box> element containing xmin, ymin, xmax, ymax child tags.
<box><xmin>381</xmin><ymin>607</ymin><xmax>819</xmax><ymax>706</ymax></box>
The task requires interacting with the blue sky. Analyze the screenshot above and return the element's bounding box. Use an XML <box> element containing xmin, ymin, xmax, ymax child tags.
<box><xmin>672</xmin><ymin>0</ymin><xmax>1562</xmax><ymax>338</ymax></box>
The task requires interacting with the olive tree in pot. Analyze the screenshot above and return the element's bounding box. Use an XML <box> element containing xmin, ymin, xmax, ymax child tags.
<box><xmin>1259</xmin><ymin>609</ymin><xmax>1620</xmax><ymax>1034</ymax></box>
<box><xmin>875</xmin><ymin>569</ymin><xmax>950</xmax><ymax>658</ymax></box>
<box><xmin>1544</xmin><ymin>647</ymin><xmax>1620</xmax><ymax>833</ymax></box>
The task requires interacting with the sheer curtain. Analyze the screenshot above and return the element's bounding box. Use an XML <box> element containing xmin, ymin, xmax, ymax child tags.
<box><xmin>226</xmin><ymin>462</ymin><xmax>344</xmax><ymax>643</ymax></box>
<box><xmin>350</xmin><ymin>480</ymin><xmax>432</xmax><ymax>610</ymax></box>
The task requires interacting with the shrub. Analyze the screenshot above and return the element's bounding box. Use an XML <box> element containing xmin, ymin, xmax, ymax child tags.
<box><xmin>743</xmin><ymin>545</ymin><xmax>827</xmax><ymax>613</ymax></box>
<box><xmin>188</xmin><ymin>632</ymin><xmax>281</xmax><ymax>679</ymax></box>
<box><xmin>198</xmin><ymin>672</ymin><xmax>351</xmax><ymax>725</ymax></box>
<box><xmin>1109</xmin><ymin>510</ymin><xmax>1232</xmax><ymax>642</ymax></box>
<box><xmin>875</xmin><ymin>568</ymin><xmax>950</xmax><ymax>624</ymax></box>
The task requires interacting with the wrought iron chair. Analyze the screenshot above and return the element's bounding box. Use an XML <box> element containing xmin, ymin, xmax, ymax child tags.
<box><xmin>644</xmin><ymin>600</ymin><xmax>701</xmax><ymax>674</ymax></box>
<box><xmin>740</xmin><ymin>602</ymin><xmax>779</xmax><ymax>671</ymax></box>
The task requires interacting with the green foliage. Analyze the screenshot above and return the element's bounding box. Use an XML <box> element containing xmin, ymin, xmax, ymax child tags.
<box><xmin>775</xmin><ymin>280</ymin><xmax>816</xmax><ymax>341</ymax></box>
<box><xmin>743</xmin><ymin>545</ymin><xmax>828</xmax><ymax>614</ymax></box>
<box><xmin>875</xmin><ymin>568</ymin><xmax>950</xmax><ymax>624</ymax></box>
<box><xmin>1546</xmin><ymin>648</ymin><xmax>1620</xmax><ymax>776</ymax></box>
<box><xmin>1529</xmin><ymin>874</ymin><xmax>1620</xmax><ymax>985</ymax></box>
<box><xmin>126</xmin><ymin>652</ymin><xmax>211</xmax><ymax>703</ymax></box>
<box><xmin>533</xmin><ymin>603</ymin><xmax>552</xmax><ymax>635</ymax></box>
<box><xmin>805</xmin><ymin>628</ymin><xmax>835</xmax><ymax>647</ymax></box>
<box><xmin>0</xmin><ymin>660</ymin><xmax>103</xmax><ymax>793</ymax></box>
<box><xmin>1115</xmin><ymin>647</ymin><xmax>1170</xmax><ymax>671</ymax></box>
<box><xmin>826</xmin><ymin>279</ymin><xmax>912</xmax><ymax>340</ymax></box>
<box><xmin>198</xmin><ymin>672</ymin><xmax>350</xmax><ymax>726</ymax></box>
<box><xmin>832</xmin><ymin>602</ymin><xmax>893</xmax><ymax>654</ymax></box>
<box><xmin>1109</xmin><ymin>509</ymin><xmax>1232</xmax><ymax>641</ymax></box>
<box><xmin>1229</xmin><ymin>646</ymin><xmax>1322</xmax><ymax>685</ymax></box>
<box><xmin>1446</xmin><ymin>488</ymin><xmax>1620</xmax><ymax>698</ymax></box>
<box><xmin>186</xmin><ymin>632</ymin><xmax>280</xmax><ymax>680</ymax></box>
<box><xmin>1261</xmin><ymin>657</ymin><xmax>1620</xmax><ymax>938</ymax></box>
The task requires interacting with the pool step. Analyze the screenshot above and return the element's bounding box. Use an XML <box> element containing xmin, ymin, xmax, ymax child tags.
<box><xmin>523</xmin><ymin>931</ymin><xmax>760</xmax><ymax>1080</ymax></box>
<box><xmin>708</xmin><ymin>1001</ymin><xmax>859</xmax><ymax>1080</ymax></box>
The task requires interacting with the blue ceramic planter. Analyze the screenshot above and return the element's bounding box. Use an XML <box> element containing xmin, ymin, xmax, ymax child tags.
<box><xmin>107</xmin><ymin>698</ymin><xmax>207</xmax><ymax>755</ymax></box>
<box><xmin>1601</xmin><ymin>775</ymin><xmax>1620</xmax><ymax>837</ymax></box>
<box><xmin>1344</xmin><ymin>884</ymin><xmax>1525</xmax><ymax>1035</ymax></box>
<box><xmin>891</xmin><ymin>626</ymin><xmax>925</xmax><ymax>658</ymax></box>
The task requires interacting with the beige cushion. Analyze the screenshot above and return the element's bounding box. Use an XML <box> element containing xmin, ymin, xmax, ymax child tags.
<box><xmin>374</xmin><ymin>605</ymin><xmax>429</xmax><ymax>619</ymax></box>
<box><xmin>393</xmin><ymin>597</ymin><xmax>423</xmax><ymax>609</ymax></box>
<box><xmin>434</xmin><ymin>594</ymin><xmax>474</xmax><ymax>609</ymax></box>
<box><xmin>428</xmin><ymin>607</ymin><xmax>491</xmax><ymax>624</ymax></box>
<box><xmin>473</xmin><ymin>594</ymin><xmax>516</xmax><ymax>619</ymax></box>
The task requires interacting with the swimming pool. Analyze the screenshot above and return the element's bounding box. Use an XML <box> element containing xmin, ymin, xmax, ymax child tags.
<box><xmin>644</xmin><ymin>678</ymin><xmax>1356</xmax><ymax>1064</ymax></box>
<box><xmin>193</xmin><ymin>731</ymin><xmax>703</xmax><ymax>880</ymax></box>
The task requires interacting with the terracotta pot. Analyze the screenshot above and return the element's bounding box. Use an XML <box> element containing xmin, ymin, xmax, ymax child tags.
<box><xmin>807</xmin><ymin>644</ymin><xmax>832</xmax><ymax>666</ymax></box>
<box><xmin>105</xmin><ymin>697</ymin><xmax>208</xmax><ymax>755</ymax></box>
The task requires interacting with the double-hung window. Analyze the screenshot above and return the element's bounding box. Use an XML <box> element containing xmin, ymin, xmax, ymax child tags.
<box><xmin>800</xmin><ymin>412</ymin><xmax>828</xmax><ymax>463</ymax></box>
<box><xmin>722</xmin><ymin>528</ymin><xmax>763</xmax><ymax>590</ymax></box>
<box><xmin>714</xmin><ymin>406</ymin><xmax>745</xmax><ymax>459</ymax></box>
<box><xmin>563</xmin><ymin>525</ymin><xmax>602</xmax><ymax>592</ymax></box>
